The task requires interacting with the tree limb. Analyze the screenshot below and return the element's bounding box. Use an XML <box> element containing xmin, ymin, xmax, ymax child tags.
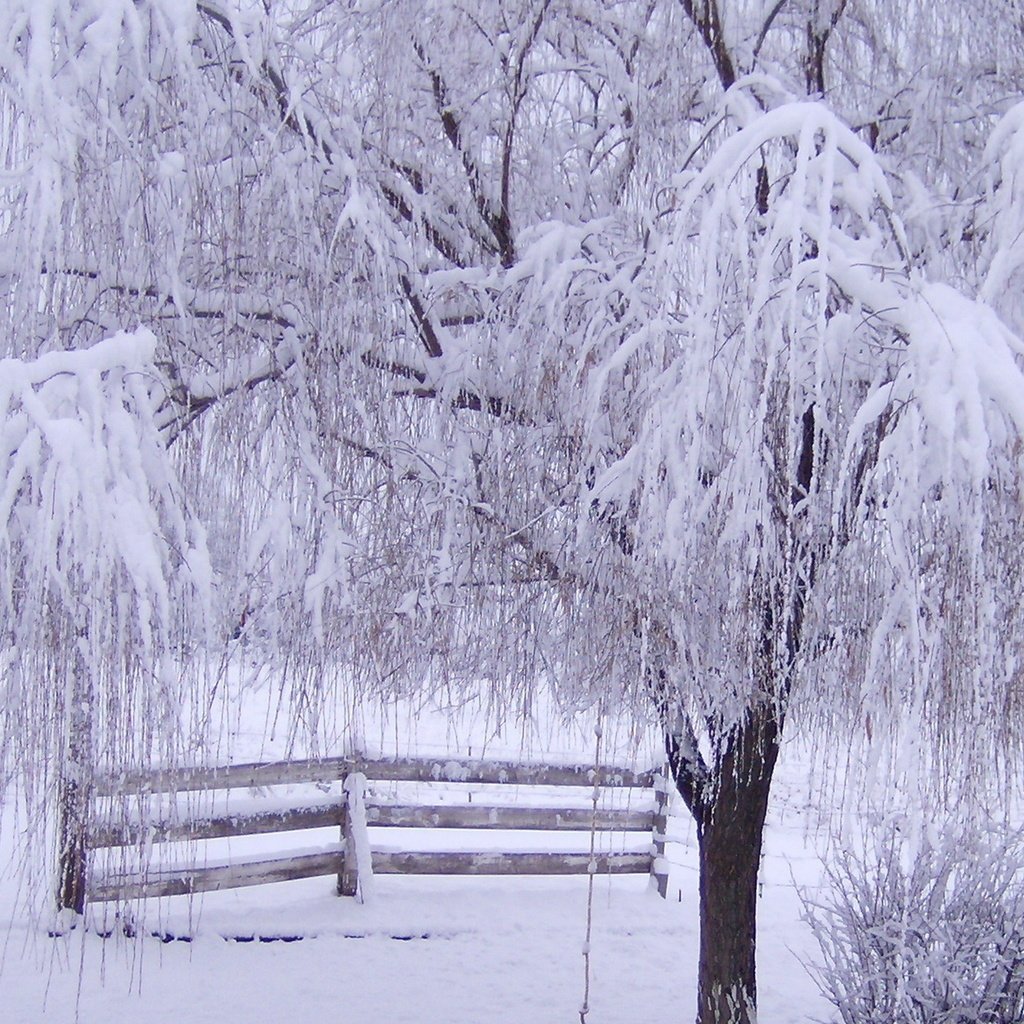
<box><xmin>414</xmin><ymin>40</ymin><xmax>515</xmax><ymax>266</ymax></box>
<box><xmin>678</xmin><ymin>0</ymin><xmax>736</xmax><ymax>90</ymax></box>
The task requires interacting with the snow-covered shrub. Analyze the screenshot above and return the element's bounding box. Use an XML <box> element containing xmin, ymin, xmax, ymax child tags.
<box><xmin>805</xmin><ymin>822</ymin><xmax>1024</xmax><ymax>1024</ymax></box>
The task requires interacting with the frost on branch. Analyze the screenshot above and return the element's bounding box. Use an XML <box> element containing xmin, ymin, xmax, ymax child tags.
<box><xmin>805</xmin><ymin>819</ymin><xmax>1024</xmax><ymax>1024</ymax></box>
<box><xmin>578</xmin><ymin>93</ymin><xmax>1024</xmax><ymax>765</ymax></box>
<box><xmin>0</xmin><ymin>330</ymin><xmax>210</xmax><ymax>899</ymax></box>
<box><xmin>981</xmin><ymin>100</ymin><xmax>1024</xmax><ymax>332</ymax></box>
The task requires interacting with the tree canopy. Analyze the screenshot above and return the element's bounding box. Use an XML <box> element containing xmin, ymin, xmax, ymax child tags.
<box><xmin>3</xmin><ymin>2</ymin><xmax>1024</xmax><ymax>1020</ymax></box>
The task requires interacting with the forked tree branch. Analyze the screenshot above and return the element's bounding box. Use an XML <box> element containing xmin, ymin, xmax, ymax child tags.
<box><xmin>805</xmin><ymin>0</ymin><xmax>850</xmax><ymax>95</ymax></box>
<box><xmin>678</xmin><ymin>0</ymin><xmax>736</xmax><ymax>90</ymax></box>
<box><xmin>197</xmin><ymin>1</ymin><xmax>334</xmax><ymax>162</ymax></box>
<box><xmin>414</xmin><ymin>40</ymin><xmax>516</xmax><ymax>267</ymax></box>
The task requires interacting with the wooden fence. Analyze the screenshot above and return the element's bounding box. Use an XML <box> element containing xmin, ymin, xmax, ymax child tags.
<box><xmin>66</xmin><ymin>754</ymin><xmax>670</xmax><ymax>907</ymax></box>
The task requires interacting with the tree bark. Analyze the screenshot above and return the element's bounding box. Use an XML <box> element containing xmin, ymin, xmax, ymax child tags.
<box><xmin>56</xmin><ymin>635</ymin><xmax>94</xmax><ymax>915</ymax></box>
<box><xmin>57</xmin><ymin>773</ymin><xmax>88</xmax><ymax>914</ymax></box>
<box><xmin>671</xmin><ymin>701</ymin><xmax>782</xmax><ymax>1024</ymax></box>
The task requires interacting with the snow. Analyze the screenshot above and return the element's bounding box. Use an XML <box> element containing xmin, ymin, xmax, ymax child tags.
<box><xmin>7</xmin><ymin>885</ymin><xmax>702</xmax><ymax>1024</ymax></box>
<box><xmin>344</xmin><ymin>772</ymin><xmax>374</xmax><ymax>902</ymax></box>
<box><xmin>1</xmin><ymin>859</ymin><xmax>826</xmax><ymax>1024</ymax></box>
<box><xmin>0</xmin><ymin>328</ymin><xmax>156</xmax><ymax>387</ymax></box>
<box><xmin>4</xmin><ymin>8</ymin><xmax>1024</xmax><ymax>1023</ymax></box>
<box><xmin>0</xmin><ymin>712</ymin><xmax>833</xmax><ymax>1024</ymax></box>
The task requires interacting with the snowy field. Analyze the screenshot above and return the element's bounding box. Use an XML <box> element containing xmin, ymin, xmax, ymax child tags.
<box><xmin>1</xmin><ymin>871</ymin><xmax>826</xmax><ymax>1024</ymax></box>
<box><xmin>1</xmin><ymin>687</ymin><xmax>835</xmax><ymax>1024</ymax></box>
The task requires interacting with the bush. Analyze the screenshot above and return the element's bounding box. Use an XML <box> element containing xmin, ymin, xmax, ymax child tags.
<box><xmin>804</xmin><ymin>820</ymin><xmax>1024</xmax><ymax>1024</ymax></box>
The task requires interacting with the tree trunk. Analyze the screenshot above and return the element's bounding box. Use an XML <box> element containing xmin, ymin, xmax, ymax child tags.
<box><xmin>57</xmin><ymin>638</ymin><xmax>94</xmax><ymax>915</ymax></box>
<box><xmin>695</xmin><ymin>771</ymin><xmax>773</xmax><ymax>1023</ymax></box>
<box><xmin>673</xmin><ymin>702</ymin><xmax>782</xmax><ymax>1024</ymax></box>
<box><xmin>57</xmin><ymin>773</ymin><xmax>88</xmax><ymax>915</ymax></box>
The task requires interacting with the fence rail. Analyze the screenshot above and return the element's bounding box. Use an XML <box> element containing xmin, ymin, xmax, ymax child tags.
<box><xmin>372</xmin><ymin>851</ymin><xmax>653</xmax><ymax>876</ymax></box>
<box><xmin>366</xmin><ymin>804</ymin><xmax>654</xmax><ymax>831</ymax></box>
<box><xmin>90</xmin><ymin>848</ymin><xmax>345</xmax><ymax>901</ymax></box>
<box><xmin>66</xmin><ymin>753</ymin><xmax>670</xmax><ymax>908</ymax></box>
<box><xmin>93</xmin><ymin>755</ymin><xmax>656</xmax><ymax>797</ymax></box>
<box><xmin>90</xmin><ymin>803</ymin><xmax>343</xmax><ymax>849</ymax></box>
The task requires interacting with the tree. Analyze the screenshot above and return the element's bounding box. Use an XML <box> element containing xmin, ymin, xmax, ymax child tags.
<box><xmin>3</xmin><ymin>2</ymin><xmax>1024</xmax><ymax>1022</ymax></box>
<box><xmin>0</xmin><ymin>332</ymin><xmax>210</xmax><ymax>909</ymax></box>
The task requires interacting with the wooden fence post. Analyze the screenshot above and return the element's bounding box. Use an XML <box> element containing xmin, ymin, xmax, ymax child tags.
<box><xmin>338</xmin><ymin>770</ymin><xmax>356</xmax><ymax>896</ymax></box>
<box><xmin>650</xmin><ymin>766</ymin><xmax>669</xmax><ymax>899</ymax></box>
<box><xmin>339</xmin><ymin>771</ymin><xmax>371</xmax><ymax>900</ymax></box>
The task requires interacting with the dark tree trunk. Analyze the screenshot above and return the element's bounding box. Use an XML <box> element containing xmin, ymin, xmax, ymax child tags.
<box><xmin>57</xmin><ymin>775</ymin><xmax>88</xmax><ymax>914</ymax></box>
<box><xmin>57</xmin><ymin>648</ymin><xmax>93</xmax><ymax>915</ymax></box>
<box><xmin>670</xmin><ymin>700</ymin><xmax>783</xmax><ymax>1024</ymax></box>
<box><xmin>697</xmin><ymin>706</ymin><xmax>780</xmax><ymax>1024</ymax></box>
<box><xmin>660</xmin><ymin>406</ymin><xmax>816</xmax><ymax>1022</ymax></box>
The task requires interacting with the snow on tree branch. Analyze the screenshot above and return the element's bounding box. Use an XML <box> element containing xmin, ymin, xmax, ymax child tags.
<box><xmin>0</xmin><ymin>330</ymin><xmax>211</xmax><ymax>806</ymax></box>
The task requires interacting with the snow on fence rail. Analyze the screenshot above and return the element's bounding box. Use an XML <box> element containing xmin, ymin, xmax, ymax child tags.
<box><xmin>63</xmin><ymin>755</ymin><xmax>670</xmax><ymax>907</ymax></box>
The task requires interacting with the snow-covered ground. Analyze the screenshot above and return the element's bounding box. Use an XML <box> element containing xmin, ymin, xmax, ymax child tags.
<box><xmin>2</xmin><ymin>873</ymin><xmax>827</xmax><ymax>1024</ymax></box>
<box><xmin>0</xmin><ymin>686</ymin><xmax>835</xmax><ymax>1023</ymax></box>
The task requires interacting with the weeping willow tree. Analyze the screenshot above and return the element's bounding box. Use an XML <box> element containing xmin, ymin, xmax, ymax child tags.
<box><xmin>3</xmin><ymin>2</ymin><xmax>1024</xmax><ymax>1022</ymax></box>
<box><xmin>0</xmin><ymin>333</ymin><xmax>212</xmax><ymax>911</ymax></box>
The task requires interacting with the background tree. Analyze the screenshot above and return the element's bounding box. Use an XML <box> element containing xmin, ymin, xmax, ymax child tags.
<box><xmin>3</xmin><ymin>2</ymin><xmax>1024</xmax><ymax>1022</ymax></box>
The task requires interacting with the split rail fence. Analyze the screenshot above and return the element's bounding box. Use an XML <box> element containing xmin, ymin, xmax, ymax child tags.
<box><xmin>62</xmin><ymin>754</ymin><xmax>670</xmax><ymax>908</ymax></box>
